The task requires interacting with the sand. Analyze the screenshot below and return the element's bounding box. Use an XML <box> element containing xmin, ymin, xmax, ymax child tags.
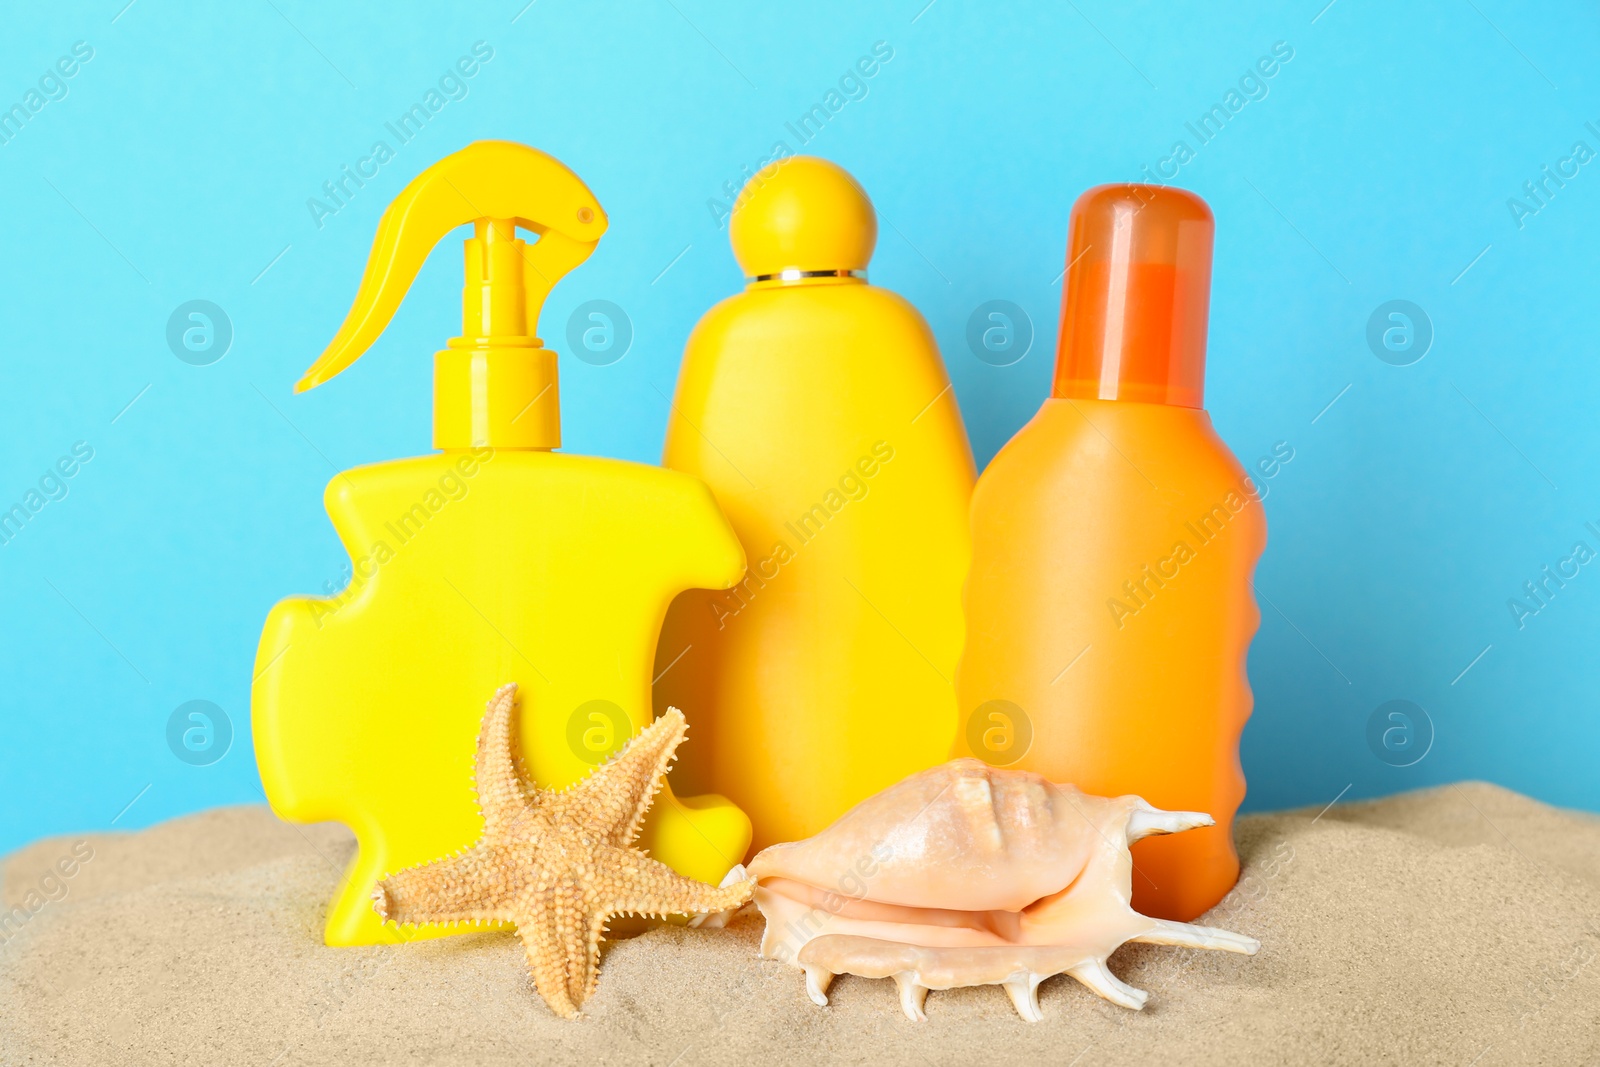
<box><xmin>4</xmin><ymin>783</ymin><xmax>1600</xmax><ymax>1066</ymax></box>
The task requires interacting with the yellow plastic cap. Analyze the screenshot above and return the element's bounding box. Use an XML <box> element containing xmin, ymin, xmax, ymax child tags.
<box><xmin>729</xmin><ymin>156</ymin><xmax>876</xmax><ymax>278</ymax></box>
<box><xmin>297</xmin><ymin>141</ymin><xmax>606</xmax><ymax>451</ymax></box>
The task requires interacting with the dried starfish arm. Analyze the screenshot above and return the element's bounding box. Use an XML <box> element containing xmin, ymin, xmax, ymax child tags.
<box><xmin>517</xmin><ymin>892</ymin><xmax>592</xmax><ymax>1020</ymax></box>
<box><xmin>370</xmin><ymin>846</ymin><xmax>521</xmax><ymax>926</ymax></box>
<box><xmin>473</xmin><ymin>683</ymin><xmax>534</xmax><ymax>836</ymax></box>
<box><xmin>595</xmin><ymin>845</ymin><xmax>755</xmax><ymax>919</ymax></box>
<box><xmin>543</xmin><ymin>708</ymin><xmax>689</xmax><ymax>847</ymax></box>
<box><xmin>510</xmin><ymin>849</ymin><xmax>752</xmax><ymax>1017</ymax></box>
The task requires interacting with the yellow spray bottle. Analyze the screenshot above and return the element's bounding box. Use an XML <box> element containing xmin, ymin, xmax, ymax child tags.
<box><xmin>252</xmin><ymin>140</ymin><xmax>752</xmax><ymax>947</ymax></box>
<box><xmin>654</xmin><ymin>157</ymin><xmax>976</xmax><ymax>852</ymax></box>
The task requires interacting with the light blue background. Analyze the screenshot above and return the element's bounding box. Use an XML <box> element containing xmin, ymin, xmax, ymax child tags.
<box><xmin>2</xmin><ymin>0</ymin><xmax>1597</xmax><ymax>854</ymax></box>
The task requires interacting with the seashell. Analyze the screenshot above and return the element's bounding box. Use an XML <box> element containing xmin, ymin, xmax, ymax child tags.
<box><xmin>747</xmin><ymin>758</ymin><xmax>1259</xmax><ymax>1021</ymax></box>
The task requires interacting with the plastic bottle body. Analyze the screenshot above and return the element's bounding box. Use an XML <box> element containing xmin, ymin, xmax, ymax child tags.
<box><xmin>655</xmin><ymin>280</ymin><xmax>975</xmax><ymax>853</ymax></box>
<box><xmin>253</xmin><ymin>449</ymin><xmax>752</xmax><ymax>946</ymax></box>
<box><xmin>953</xmin><ymin>398</ymin><xmax>1264</xmax><ymax>921</ymax></box>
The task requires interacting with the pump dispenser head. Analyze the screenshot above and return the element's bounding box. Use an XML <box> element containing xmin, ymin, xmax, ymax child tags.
<box><xmin>1053</xmin><ymin>184</ymin><xmax>1213</xmax><ymax>409</ymax></box>
<box><xmin>730</xmin><ymin>156</ymin><xmax>875</xmax><ymax>284</ymax></box>
<box><xmin>296</xmin><ymin>140</ymin><xmax>607</xmax><ymax>450</ymax></box>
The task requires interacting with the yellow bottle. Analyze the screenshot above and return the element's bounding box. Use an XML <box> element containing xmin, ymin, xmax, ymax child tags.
<box><xmin>653</xmin><ymin>157</ymin><xmax>976</xmax><ymax>853</ymax></box>
<box><xmin>252</xmin><ymin>141</ymin><xmax>752</xmax><ymax>947</ymax></box>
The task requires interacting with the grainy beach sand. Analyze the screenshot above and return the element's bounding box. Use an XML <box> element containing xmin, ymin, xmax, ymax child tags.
<box><xmin>4</xmin><ymin>782</ymin><xmax>1600</xmax><ymax>1065</ymax></box>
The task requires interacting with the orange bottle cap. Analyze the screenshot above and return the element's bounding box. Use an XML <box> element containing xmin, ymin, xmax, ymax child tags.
<box><xmin>1052</xmin><ymin>184</ymin><xmax>1213</xmax><ymax>409</ymax></box>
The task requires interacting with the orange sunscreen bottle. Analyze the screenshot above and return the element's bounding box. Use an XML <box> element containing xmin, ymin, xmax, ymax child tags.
<box><xmin>655</xmin><ymin>157</ymin><xmax>976</xmax><ymax>853</ymax></box>
<box><xmin>953</xmin><ymin>184</ymin><xmax>1265</xmax><ymax>921</ymax></box>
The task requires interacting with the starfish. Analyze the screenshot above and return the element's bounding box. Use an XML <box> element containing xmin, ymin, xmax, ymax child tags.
<box><xmin>371</xmin><ymin>683</ymin><xmax>754</xmax><ymax>1018</ymax></box>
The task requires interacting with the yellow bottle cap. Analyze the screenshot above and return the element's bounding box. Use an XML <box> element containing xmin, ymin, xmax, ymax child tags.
<box><xmin>296</xmin><ymin>140</ymin><xmax>607</xmax><ymax>450</ymax></box>
<box><xmin>729</xmin><ymin>156</ymin><xmax>875</xmax><ymax>283</ymax></box>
